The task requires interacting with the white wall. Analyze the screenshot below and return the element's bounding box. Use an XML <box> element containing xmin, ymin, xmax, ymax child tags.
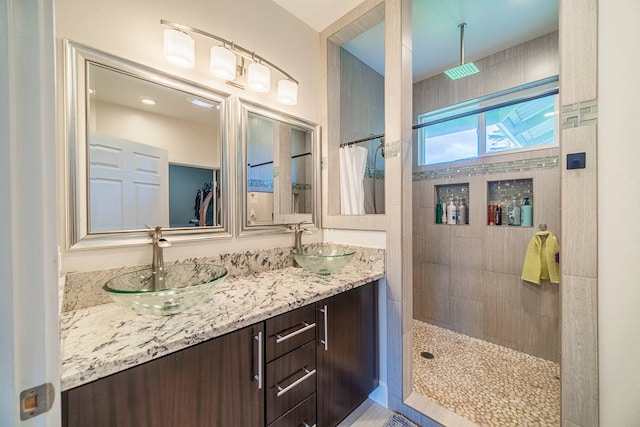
<box><xmin>598</xmin><ymin>0</ymin><xmax>640</xmax><ymax>424</ymax></box>
<box><xmin>56</xmin><ymin>0</ymin><xmax>321</xmax><ymax>273</ymax></box>
<box><xmin>95</xmin><ymin>100</ymin><xmax>220</xmax><ymax>168</ymax></box>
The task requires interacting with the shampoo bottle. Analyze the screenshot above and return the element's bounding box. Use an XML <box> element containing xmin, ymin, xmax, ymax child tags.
<box><xmin>457</xmin><ymin>199</ymin><xmax>467</xmax><ymax>224</ymax></box>
<box><xmin>447</xmin><ymin>199</ymin><xmax>457</xmax><ymax>225</ymax></box>
<box><xmin>441</xmin><ymin>200</ymin><xmax>448</xmax><ymax>224</ymax></box>
<box><xmin>521</xmin><ymin>197</ymin><xmax>533</xmax><ymax>226</ymax></box>
<box><xmin>436</xmin><ymin>201</ymin><xmax>443</xmax><ymax>224</ymax></box>
<box><xmin>508</xmin><ymin>199</ymin><xmax>521</xmax><ymax>226</ymax></box>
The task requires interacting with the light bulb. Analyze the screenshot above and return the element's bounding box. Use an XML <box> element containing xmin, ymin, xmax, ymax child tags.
<box><xmin>277</xmin><ymin>79</ymin><xmax>298</xmax><ymax>105</ymax></box>
<box><xmin>247</xmin><ymin>62</ymin><xmax>270</xmax><ymax>93</ymax></box>
<box><xmin>210</xmin><ymin>46</ymin><xmax>236</xmax><ymax>80</ymax></box>
<box><xmin>163</xmin><ymin>29</ymin><xmax>195</xmax><ymax>68</ymax></box>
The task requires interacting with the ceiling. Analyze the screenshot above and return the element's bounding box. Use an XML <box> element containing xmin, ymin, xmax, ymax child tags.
<box><xmin>272</xmin><ymin>0</ymin><xmax>366</xmax><ymax>32</ymax></box>
<box><xmin>275</xmin><ymin>0</ymin><xmax>558</xmax><ymax>82</ymax></box>
<box><xmin>90</xmin><ymin>63</ymin><xmax>219</xmax><ymax>125</ymax></box>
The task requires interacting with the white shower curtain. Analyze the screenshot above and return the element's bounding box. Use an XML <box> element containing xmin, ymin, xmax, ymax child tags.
<box><xmin>339</xmin><ymin>145</ymin><xmax>368</xmax><ymax>215</ymax></box>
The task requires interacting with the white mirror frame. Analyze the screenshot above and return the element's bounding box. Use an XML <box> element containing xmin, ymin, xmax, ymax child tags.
<box><xmin>237</xmin><ymin>99</ymin><xmax>321</xmax><ymax>236</ymax></box>
<box><xmin>64</xmin><ymin>39</ymin><xmax>232</xmax><ymax>250</ymax></box>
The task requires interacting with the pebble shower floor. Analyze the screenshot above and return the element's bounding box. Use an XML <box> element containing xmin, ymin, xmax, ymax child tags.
<box><xmin>412</xmin><ymin>320</ymin><xmax>560</xmax><ymax>426</ymax></box>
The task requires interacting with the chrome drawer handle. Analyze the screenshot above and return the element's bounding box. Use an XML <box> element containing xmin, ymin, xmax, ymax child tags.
<box><xmin>301</xmin><ymin>423</ymin><xmax>316</xmax><ymax>427</ymax></box>
<box><xmin>254</xmin><ymin>332</ymin><xmax>263</xmax><ymax>390</ymax></box>
<box><xmin>275</xmin><ymin>322</ymin><xmax>316</xmax><ymax>344</ymax></box>
<box><xmin>319</xmin><ymin>305</ymin><xmax>328</xmax><ymax>351</ymax></box>
<box><xmin>276</xmin><ymin>367</ymin><xmax>316</xmax><ymax>397</ymax></box>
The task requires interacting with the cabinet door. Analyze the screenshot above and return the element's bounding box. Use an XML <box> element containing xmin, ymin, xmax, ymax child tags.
<box><xmin>317</xmin><ymin>282</ymin><xmax>378</xmax><ymax>427</ymax></box>
<box><xmin>62</xmin><ymin>323</ymin><xmax>265</xmax><ymax>427</ymax></box>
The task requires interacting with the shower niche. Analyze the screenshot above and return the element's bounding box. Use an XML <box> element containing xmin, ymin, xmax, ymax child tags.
<box><xmin>487</xmin><ymin>178</ymin><xmax>533</xmax><ymax>226</ymax></box>
<box><xmin>435</xmin><ymin>183</ymin><xmax>469</xmax><ymax>225</ymax></box>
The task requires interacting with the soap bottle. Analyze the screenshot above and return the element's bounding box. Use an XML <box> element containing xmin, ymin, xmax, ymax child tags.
<box><xmin>447</xmin><ymin>199</ymin><xmax>457</xmax><ymax>225</ymax></box>
<box><xmin>495</xmin><ymin>204</ymin><xmax>502</xmax><ymax>225</ymax></box>
<box><xmin>508</xmin><ymin>199</ymin><xmax>521</xmax><ymax>226</ymax></box>
<box><xmin>435</xmin><ymin>200</ymin><xmax>443</xmax><ymax>224</ymax></box>
<box><xmin>488</xmin><ymin>204</ymin><xmax>495</xmax><ymax>225</ymax></box>
<box><xmin>521</xmin><ymin>197</ymin><xmax>533</xmax><ymax>226</ymax></box>
<box><xmin>457</xmin><ymin>199</ymin><xmax>467</xmax><ymax>224</ymax></box>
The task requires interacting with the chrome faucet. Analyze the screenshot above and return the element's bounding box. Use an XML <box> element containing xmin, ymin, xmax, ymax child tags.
<box><xmin>290</xmin><ymin>221</ymin><xmax>310</xmax><ymax>253</ymax></box>
<box><xmin>151</xmin><ymin>226</ymin><xmax>172</xmax><ymax>290</ymax></box>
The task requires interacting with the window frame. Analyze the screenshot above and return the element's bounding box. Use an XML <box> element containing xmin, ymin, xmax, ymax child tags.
<box><xmin>416</xmin><ymin>77</ymin><xmax>560</xmax><ymax>167</ymax></box>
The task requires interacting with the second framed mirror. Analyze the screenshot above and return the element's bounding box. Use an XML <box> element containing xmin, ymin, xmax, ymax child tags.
<box><xmin>238</xmin><ymin>100</ymin><xmax>320</xmax><ymax>234</ymax></box>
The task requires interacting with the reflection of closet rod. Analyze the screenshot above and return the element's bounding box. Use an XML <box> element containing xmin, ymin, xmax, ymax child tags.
<box><xmin>340</xmin><ymin>133</ymin><xmax>385</xmax><ymax>148</ymax></box>
<box><xmin>248</xmin><ymin>152</ymin><xmax>311</xmax><ymax>168</ymax></box>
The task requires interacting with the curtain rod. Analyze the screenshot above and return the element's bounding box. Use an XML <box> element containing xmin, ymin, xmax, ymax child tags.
<box><xmin>340</xmin><ymin>125</ymin><xmax>421</xmax><ymax>147</ymax></box>
<box><xmin>248</xmin><ymin>152</ymin><xmax>311</xmax><ymax>168</ymax></box>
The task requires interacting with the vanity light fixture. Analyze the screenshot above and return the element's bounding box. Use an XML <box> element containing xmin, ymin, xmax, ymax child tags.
<box><xmin>161</xmin><ymin>19</ymin><xmax>298</xmax><ymax>105</ymax></box>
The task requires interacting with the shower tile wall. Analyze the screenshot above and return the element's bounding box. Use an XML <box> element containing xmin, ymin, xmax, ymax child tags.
<box><xmin>412</xmin><ymin>152</ymin><xmax>561</xmax><ymax>362</ymax></box>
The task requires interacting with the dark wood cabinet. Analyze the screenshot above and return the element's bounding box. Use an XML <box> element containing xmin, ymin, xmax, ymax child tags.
<box><xmin>62</xmin><ymin>323</ymin><xmax>264</xmax><ymax>427</ymax></box>
<box><xmin>316</xmin><ymin>282</ymin><xmax>379</xmax><ymax>427</ymax></box>
<box><xmin>62</xmin><ymin>282</ymin><xmax>379</xmax><ymax>427</ymax></box>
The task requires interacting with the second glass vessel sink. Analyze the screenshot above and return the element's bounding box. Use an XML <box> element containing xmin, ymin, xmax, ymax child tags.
<box><xmin>103</xmin><ymin>263</ymin><xmax>227</xmax><ymax>316</ymax></box>
<box><xmin>291</xmin><ymin>244</ymin><xmax>356</xmax><ymax>275</ymax></box>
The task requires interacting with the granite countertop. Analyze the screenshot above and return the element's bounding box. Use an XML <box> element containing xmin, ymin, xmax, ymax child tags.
<box><xmin>61</xmin><ymin>263</ymin><xmax>384</xmax><ymax>391</ymax></box>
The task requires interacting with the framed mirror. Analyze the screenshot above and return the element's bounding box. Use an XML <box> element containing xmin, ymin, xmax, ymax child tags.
<box><xmin>238</xmin><ymin>100</ymin><xmax>320</xmax><ymax>234</ymax></box>
<box><xmin>65</xmin><ymin>40</ymin><xmax>231</xmax><ymax>249</ymax></box>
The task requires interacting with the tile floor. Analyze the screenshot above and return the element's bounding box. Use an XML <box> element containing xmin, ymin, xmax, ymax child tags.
<box><xmin>412</xmin><ymin>320</ymin><xmax>560</xmax><ymax>426</ymax></box>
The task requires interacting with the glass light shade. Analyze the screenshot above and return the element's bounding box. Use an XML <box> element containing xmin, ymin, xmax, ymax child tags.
<box><xmin>163</xmin><ymin>29</ymin><xmax>195</xmax><ymax>68</ymax></box>
<box><xmin>247</xmin><ymin>62</ymin><xmax>271</xmax><ymax>93</ymax></box>
<box><xmin>277</xmin><ymin>79</ymin><xmax>298</xmax><ymax>105</ymax></box>
<box><xmin>210</xmin><ymin>46</ymin><xmax>236</xmax><ymax>80</ymax></box>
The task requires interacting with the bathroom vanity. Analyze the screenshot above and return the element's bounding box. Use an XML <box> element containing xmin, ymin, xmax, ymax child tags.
<box><xmin>60</xmin><ymin>260</ymin><xmax>382</xmax><ymax>427</ymax></box>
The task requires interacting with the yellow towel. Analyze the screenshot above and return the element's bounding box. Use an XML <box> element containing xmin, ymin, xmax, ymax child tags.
<box><xmin>521</xmin><ymin>231</ymin><xmax>560</xmax><ymax>285</ymax></box>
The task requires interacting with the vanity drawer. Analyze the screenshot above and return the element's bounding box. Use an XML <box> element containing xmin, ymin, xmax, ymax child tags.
<box><xmin>269</xmin><ymin>393</ymin><xmax>316</xmax><ymax>427</ymax></box>
<box><xmin>266</xmin><ymin>341</ymin><xmax>316</xmax><ymax>424</ymax></box>
<box><xmin>266</xmin><ymin>304</ymin><xmax>316</xmax><ymax>362</ymax></box>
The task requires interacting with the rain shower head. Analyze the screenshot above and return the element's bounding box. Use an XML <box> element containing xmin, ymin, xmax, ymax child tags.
<box><xmin>444</xmin><ymin>23</ymin><xmax>479</xmax><ymax>80</ymax></box>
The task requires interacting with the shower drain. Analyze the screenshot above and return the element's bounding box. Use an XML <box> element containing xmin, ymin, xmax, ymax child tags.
<box><xmin>420</xmin><ymin>351</ymin><xmax>434</xmax><ymax>359</ymax></box>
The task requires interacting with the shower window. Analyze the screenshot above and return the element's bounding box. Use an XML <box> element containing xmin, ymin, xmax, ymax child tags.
<box><xmin>417</xmin><ymin>78</ymin><xmax>559</xmax><ymax>166</ymax></box>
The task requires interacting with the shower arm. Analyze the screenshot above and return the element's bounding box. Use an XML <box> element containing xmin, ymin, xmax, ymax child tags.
<box><xmin>459</xmin><ymin>23</ymin><xmax>466</xmax><ymax>66</ymax></box>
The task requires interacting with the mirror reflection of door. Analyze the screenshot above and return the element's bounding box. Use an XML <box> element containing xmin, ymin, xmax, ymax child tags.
<box><xmin>87</xmin><ymin>62</ymin><xmax>222</xmax><ymax>232</ymax></box>
<box><xmin>89</xmin><ymin>133</ymin><xmax>168</xmax><ymax>231</ymax></box>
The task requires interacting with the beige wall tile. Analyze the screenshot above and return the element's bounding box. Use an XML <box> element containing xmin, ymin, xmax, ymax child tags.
<box><xmin>561</xmin><ymin>126</ymin><xmax>597</xmax><ymax>278</ymax></box>
<box><xmin>522</xmin><ymin>280</ymin><xmax>560</xmax><ymax>319</ymax></box>
<box><xmin>559</xmin><ymin>0</ymin><xmax>597</xmax><ymax>105</ymax></box>
<box><xmin>450</xmin><ymin>296</ymin><xmax>483</xmax><ymax>339</ymax></box>
<box><xmin>522</xmin><ymin>311</ymin><xmax>560</xmax><ymax>362</ymax></box>
<box><xmin>450</xmin><ymin>268</ymin><xmax>483</xmax><ymax>302</ymax></box>
<box><xmin>452</xmin><ymin>237</ymin><xmax>483</xmax><ymax>270</ymax></box>
<box><xmin>418</xmin><ymin>263</ymin><xmax>451</xmax><ymax>325</ymax></box>
<box><xmin>561</xmin><ymin>275</ymin><xmax>598</xmax><ymax>426</ymax></box>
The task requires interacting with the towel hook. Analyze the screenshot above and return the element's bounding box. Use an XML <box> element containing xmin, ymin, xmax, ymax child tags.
<box><xmin>539</xmin><ymin>223</ymin><xmax>547</xmax><ymax>231</ymax></box>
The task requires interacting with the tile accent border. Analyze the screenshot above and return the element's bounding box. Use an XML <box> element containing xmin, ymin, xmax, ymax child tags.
<box><xmin>413</xmin><ymin>156</ymin><xmax>560</xmax><ymax>181</ymax></box>
<box><xmin>562</xmin><ymin>99</ymin><xmax>598</xmax><ymax>129</ymax></box>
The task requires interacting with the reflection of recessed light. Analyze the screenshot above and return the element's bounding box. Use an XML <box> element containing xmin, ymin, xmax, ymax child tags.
<box><xmin>189</xmin><ymin>98</ymin><xmax>214</xmax><ymax>109</ymax></box>
<box><xmin>544</xmin><ymin>111</ymin><xmax>558</xmax><ymax>118</ymax></box>
<box><xmin>140</xmin><ymin>97</ymin><xmax>156</xmax><ymax>105</ymax></box>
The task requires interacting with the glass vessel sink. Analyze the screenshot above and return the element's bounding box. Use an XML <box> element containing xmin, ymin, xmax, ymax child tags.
<box><xmin>103</xmin><ymin>264</ymin><xmax>227</xmax><ymax>316</ymax></box>
<box><xmin>291</xmin><ymin>244</ymin><xmax>356</xmax><ymax>275</ymax></box>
